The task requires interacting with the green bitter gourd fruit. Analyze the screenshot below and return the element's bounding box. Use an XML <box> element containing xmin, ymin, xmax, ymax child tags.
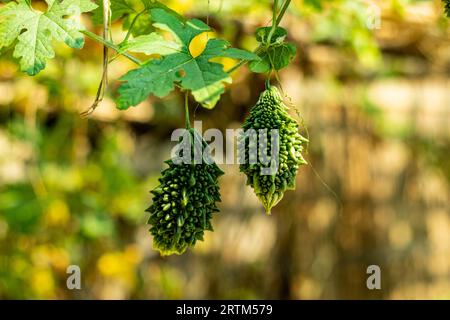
<box><xmin>239</xmin><ymin>84</ymin><xmax>308</xmax><ymax>213</ymax></box>
<box><xmin>147</xmin><ymin>128</ymin><xmax>223</xmax><ymax>255</ymax></box>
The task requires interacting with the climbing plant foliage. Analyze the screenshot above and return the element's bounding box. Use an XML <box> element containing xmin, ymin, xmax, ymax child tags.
<box><xmin>92</xmin><ymin>0</ymin><xmax>175</xmax><ymax>37</ymax></box>
<box><xmin>0</xmin><ymin>0</ymin><xmax>371</xmax><ymax>255</ymax></box>
<box><xmin>250</xmin><ymin>26</ymin><xmax>296</xmax><ymax>73</ymax></box>
<box><xmin>117</xmin><ymin>8</ymin><xmax>259</xmax><ymax>110</ymax></box>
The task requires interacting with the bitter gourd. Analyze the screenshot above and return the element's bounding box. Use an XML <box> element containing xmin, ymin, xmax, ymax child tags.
<box><xmin>239</xmin><ymin>84</ymin><xmax>308</xmax><ymax>213</ymax></box>
<box><xmin>147</xmin><ymin>128</ymin><xmax>223</xmax><ymax>255</ymax></box>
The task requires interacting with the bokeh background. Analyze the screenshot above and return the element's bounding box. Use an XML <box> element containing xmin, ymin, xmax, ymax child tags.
<box><xmin>1</xmin><ymin>0</ymin><xmax>450</xmax><ymax>299</ymax></box>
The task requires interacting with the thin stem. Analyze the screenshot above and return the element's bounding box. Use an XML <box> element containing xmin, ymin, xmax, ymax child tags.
<box><xmin>266</xmin><ymin>0</ymin><xmax>279</xmax><ymax>46</ymax></box>
<box><xmin>81</xmin><ymin>1</ymin><xmax>110</xmax><ymax>116</ymax></box>
<box><xmin>227</xmin><ymin>0</ymin><xmax>291</xmax><ymax>74</ymax></box>
<box><xmin>106</xmin><ymin>10</ymin><xmax>142</xmax><ymax>64</ymax></box>
<box><xmin>184</xmin><ymin>92</ymin><xmax>190</xmax><ymax>129</ymax></box>
<box><xmin>226</xmin><ymin>59</ymin><xmax>247</xmax><ymax>75</ymax></box>
<box><xmin>81</xmin><ymin>30</ymin><xmax>142</xmax><ymax>65</ymax></box>
<box><xmin>227</xmin><ymin>45</ymin><xmax>263</xmax><ymax>74</ymax></box>
<box><xmin>108</xmin><ymin>53</ymin><xmax>120</xmax><ymax>63</ymax></box>
<box><xmin>275</xmin><ymin>0</ymin><xmax>291</xmax><ymax>25</ymax></box>
<box><xmin>121</xmin><ymin>9</ymin><xmax>146</xmax><ymax>44</ymax></box>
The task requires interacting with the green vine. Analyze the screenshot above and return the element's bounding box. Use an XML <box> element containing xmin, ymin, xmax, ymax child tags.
<box><xmin>228</xmin><ymin>0</ymin><xmax>292</xmax><ymax>74</ymax></box>
<box><xmin>0</xmin><ymin>0</ymin><xmax>305</xmax><ymax>255</ymax></box>
<box><xmin>184</xmin><ymin>92</ymin><xmax>190</xmax><ymax>129</ymax></box>
<box><xmin>81</xmin><ymin>30</ymin><xmax>142</xmax><ymax>65</ymax></box>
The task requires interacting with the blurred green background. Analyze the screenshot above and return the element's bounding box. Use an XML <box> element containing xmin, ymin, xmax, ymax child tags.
<box><xmin>0</xmin><ymin>0</ymin><xmax>450</xmax><ymax>299</ymax></box>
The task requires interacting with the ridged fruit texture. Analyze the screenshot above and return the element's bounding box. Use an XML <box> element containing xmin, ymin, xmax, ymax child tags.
<box><xmin>147</xmin><ymin>129</ymin><xmax>223</xmax><ymax>255</ymax></box>
<box><xmin>239</xmin><ymin>85</ymin><xmax>308</xmax><ymax>213</ymax></box>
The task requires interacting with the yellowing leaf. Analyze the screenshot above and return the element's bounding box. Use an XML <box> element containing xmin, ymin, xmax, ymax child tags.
<box><xmin>189</xmin><ymin>31</ymin><xmax>216</xmax><ymax>58</ymax></box>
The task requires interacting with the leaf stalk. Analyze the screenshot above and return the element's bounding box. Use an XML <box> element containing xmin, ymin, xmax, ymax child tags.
<box><xmin>81</xmin><ymin>30</ymin><xmax>142</xmax><ymax>65</ymax></box>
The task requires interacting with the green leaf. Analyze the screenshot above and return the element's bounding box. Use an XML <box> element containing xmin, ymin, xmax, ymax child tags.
<box><xmin>123</xmin><ymin>10</ymin><xmax>153</xmax><ymax>36</ymax></box>
<box><xmin>119</xmin><ymin>33</ymin><xmax>181</xmax><ymax>55</ymax></box>
<box><xmin>92</xmin><ymin>0</ymin><xmax>182</xmax><ymax>37</ymax></box>
<box><xmin>0</xmin><ymin>0</ymin><xmax>97</xmax><ymax>75</ymax></box>
<box><xmin>255</xmin><ymin>26</ymin><xmax>287</xmax><ymax>45</ymax></box>
<box><xmin>250</xmin><ymin>26</ymin><xmax>297</xmax><ymax>73</ymax></box>
<box><xmin>92</xmin><ymin>0</ymin><xmax>134</xmax><ymax>24</ymax></box>
<box><xmin>92</xmin><ymin>0</ymin><xmax>154</xmax><ymax>36</ymax></box>
<box><xmin>248</xmin><ymin>53</ymin><xmax>271</xmax><ymax>73</ymax></box>
<box><xmin>117</xmin><ymin>8</ymin><xmax>259</xmax><ymax>110</ymax></box>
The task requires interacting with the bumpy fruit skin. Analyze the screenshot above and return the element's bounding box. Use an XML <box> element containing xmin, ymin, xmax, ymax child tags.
<box><xmin>147</xmin><ymin>129</ymin><xmax>223</xmax><ymax>256</ymax></box>
<box><xmin>239</xmin><ymin>85</ymin><xmax>308</xmax><ymax>213</ymax></box>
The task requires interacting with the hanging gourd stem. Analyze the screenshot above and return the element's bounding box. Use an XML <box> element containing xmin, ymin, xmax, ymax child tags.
<box><xmin>227</xmin><ymin>0</ymin><xmax>291</xmax><ymax>75</ymax></box>
<box><xmin>184</xmin><ymin>92</ymin><xmax>191</xmax><ymax>129</ymax></box>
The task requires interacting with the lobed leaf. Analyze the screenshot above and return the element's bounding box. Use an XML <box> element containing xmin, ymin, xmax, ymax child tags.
<box><xmin>92</xmin><ymin>0</ymin><xmax>184</xmax><ymax>37</ymax></box>
<box><xmin>119</xmin><ymin>33</ymin><xmax>181</xmax><ymax>55</ymax></box>
<box><xmin>250</xmin><ymin>26</ymin><xmax>297</xmax><ymax>73</ymax></box>
<box><xmin>0</xmin><ymin>0</ymin><xmax>97</xmax><ymax>75</ymax></box>
<box><xmin>117</xmin><ymin>8</ymin><xmax>259</xmax><ymax>110</ymax></box>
